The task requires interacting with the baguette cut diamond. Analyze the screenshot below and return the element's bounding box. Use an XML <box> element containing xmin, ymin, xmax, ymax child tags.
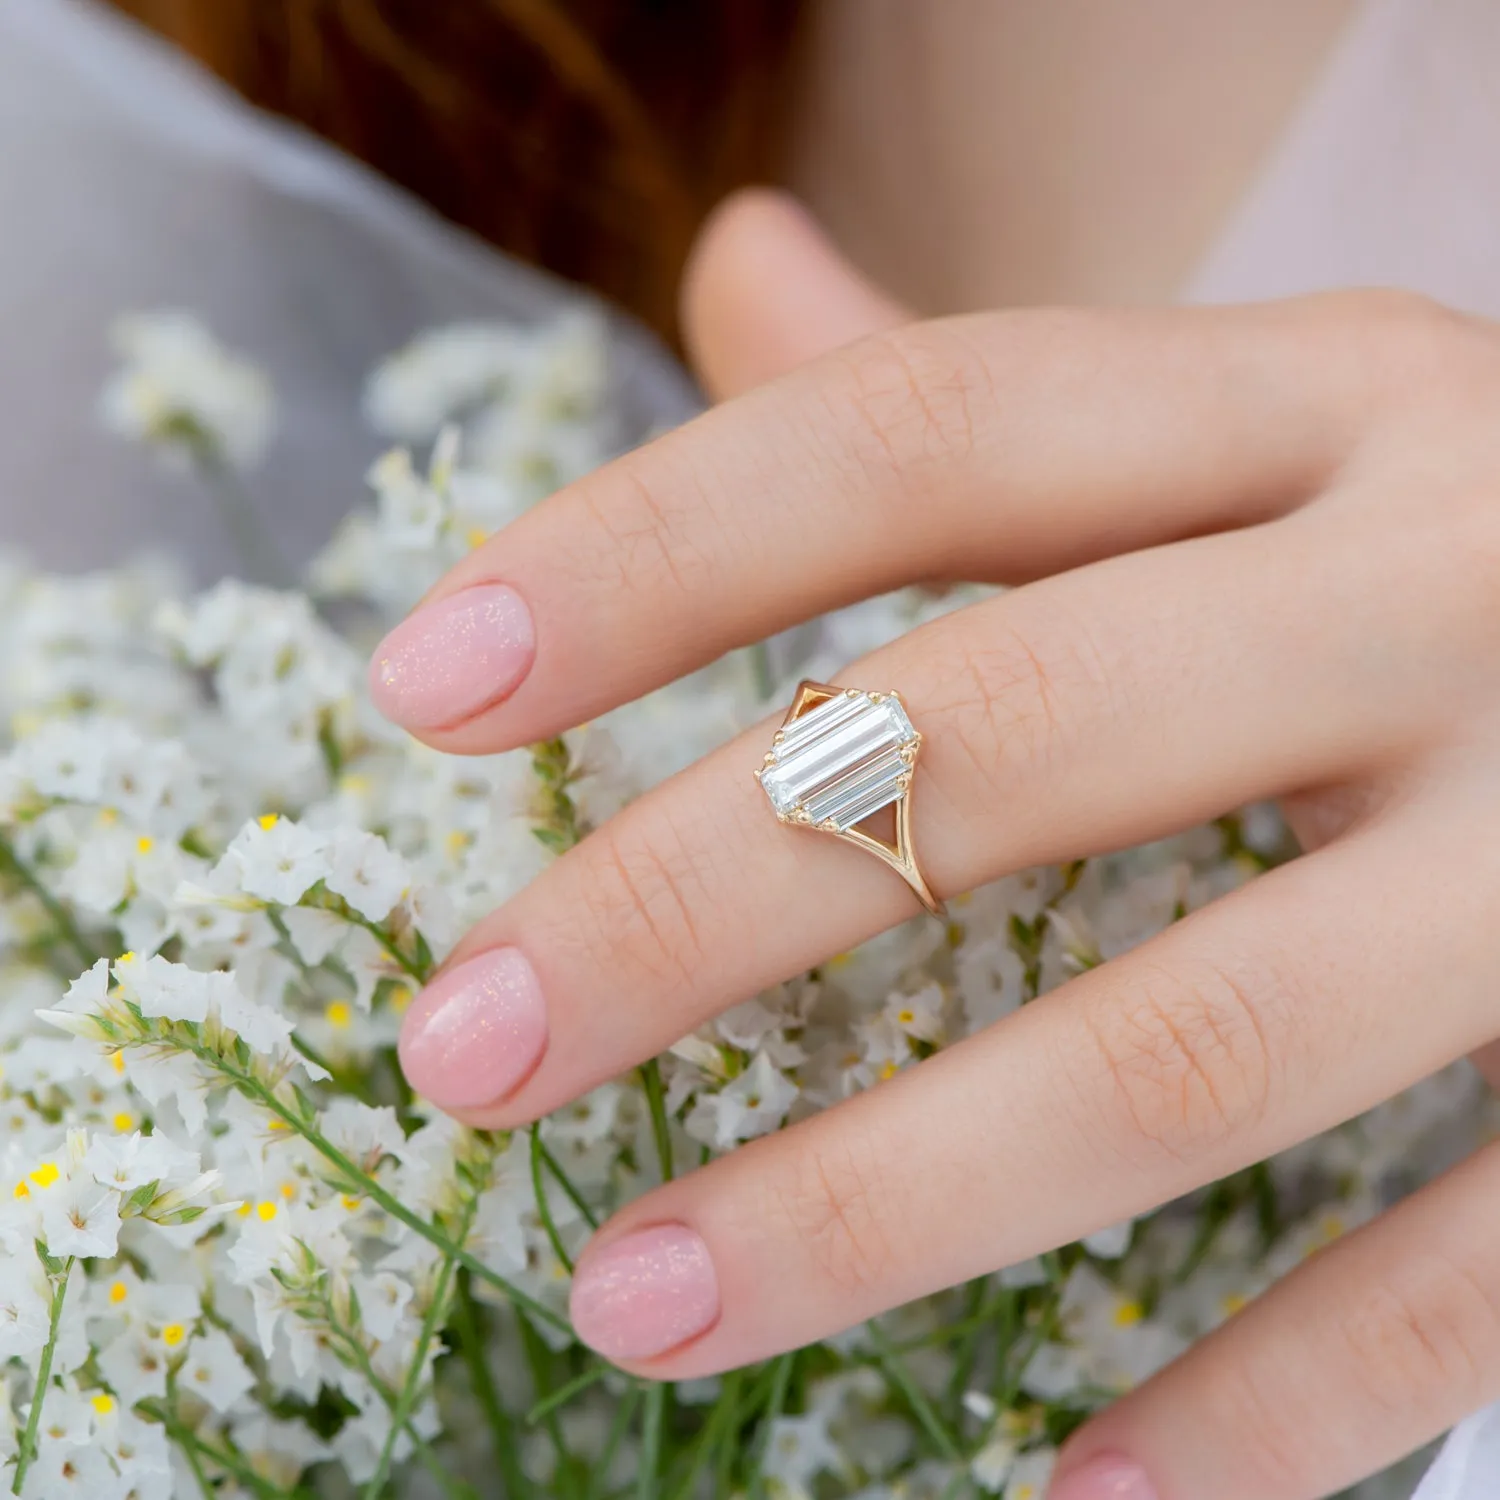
<box><xmin>758</xmin><ymin>690</ymin><xmax>917</xmax><ymax>831</ymax></box>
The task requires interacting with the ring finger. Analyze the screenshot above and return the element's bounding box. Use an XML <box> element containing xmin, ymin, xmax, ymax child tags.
<box><xmin>396</xmin><ymin>506</ymin><xmax>1432</xmax><ymax>1128</ymax></box>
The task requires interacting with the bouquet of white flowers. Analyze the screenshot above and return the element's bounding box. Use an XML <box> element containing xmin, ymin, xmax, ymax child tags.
<box><xmin>0</xmin><ymin>305</ymin><xmax>1485</xmax><ymax>1500</ymax></box>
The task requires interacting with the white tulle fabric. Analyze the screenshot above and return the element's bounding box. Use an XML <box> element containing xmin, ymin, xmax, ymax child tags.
<box><xmin>1</xmin><ymin>0</ymin><xmax>1499</xmax><ymax>1494</ymax></box>
<box><xmin>0</xmin><ymin>0</ymin><xmax>696</xmax><ymax>581</ymax></box>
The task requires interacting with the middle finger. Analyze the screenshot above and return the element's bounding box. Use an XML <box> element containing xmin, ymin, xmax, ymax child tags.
<box><xmin>397</xmin><ymin>509</ymin><xmax>1429</xmax><ymax>1123</ymax></box>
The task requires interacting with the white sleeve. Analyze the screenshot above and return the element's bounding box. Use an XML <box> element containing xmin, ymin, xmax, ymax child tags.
<box><xmin>1409</xmin><ymin>1406</ymin><xmax>1500</xmax><ymax>1500</ymax></box>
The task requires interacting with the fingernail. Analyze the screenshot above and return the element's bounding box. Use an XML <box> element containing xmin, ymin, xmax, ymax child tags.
<box><xmin>398</xmin><ymin>948</ymin><xmax>547</xmax><ymax>1109</ymax></box>
<box><xmin>570</xmin><ymin>1224</ymin><xmax>720</xmax><ymax>1361</ymax></box>
<box><xmin>1049</xmin><ymin>1456</ymin><xmax>1158</xmax><ymax>1500</ymax></box>
<box><xmin>369</xmin><ymin>583</ymin><xmax>535</xmax><ymax>730</ymax></box>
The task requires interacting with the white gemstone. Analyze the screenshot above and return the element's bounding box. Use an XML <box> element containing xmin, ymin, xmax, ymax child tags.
<box><xmin>758</xmin><ymin>691</ymin><xmax>917</xmax><ymax>831</ymax></box>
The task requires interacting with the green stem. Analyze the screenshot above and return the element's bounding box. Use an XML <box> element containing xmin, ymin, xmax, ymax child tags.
<box><xmin>868</xmin><ymin>1322</ymin><xmax>962</xmax><ymax>1462</ymax></box>
<box><xmin>452</xmin><ymin>1276</ymin><xmax>532</xmax><ymax>1500</ymax></box>
<box><xmin>14</xmin><ymin>1254</ymin><xmax>76</xmax><ymax>1495</ymax></box>
<box><xmin>325</xmin><ymin>1310</ymin><xmax>471</xmax><ymax>1500</ymax></box>
<box><xmin>538</xmin><ymin>1137</ymin><xmax>599</xmax><ymax>1229</ymax></box>
<box><xmin>526</xmin><ymin>1363</ymin><xmax>610</xmax><ymax>1426</ymax></box>
<box><xmin>346</xmin><ymin>912</ymin><xmax>431</xmax><ymax>984</ymax></box>
<box><xmin>747</xmin><ymin>640</ymin><xmax>776</xmax><ymax>701</ymax></box>
<box><xmin>745</xmin><ymin>1354</ymin><xmax>797</xmax><ymax>1500</ymax></box>
<box><xmin>177</xmin><ymin>1041</ymin><xmax>570</xmax><ymax>1334</ymax></box>
<box><xmin>713</xmin><ymin>1367</ymin><xmax>747</xmax><ymax>1498</ymax></box>
<box><xmin>637</xmin><ymin>1383</ymin><xmax>666</xmax><ymax>1500</ymax></box>
<box><xmin>141</xmin><ymin>1403</ymin><xmax>319</xmax><ymax>1500</ymax></box>
<box><xmin>193</xmin><ymin>440</ymin><xmax>293</xmax><ymax>589</ymax></box>
<box><xmin>666</xmin><ymin>1370</ymin><xmax>740</xmax><ymax>1500</ymax></box>
<box><xmin>530</xmin><ymin>1125</ymin><xmax>575</xmax><ymax>1273</ymax></box>
<box><xmin>518</xmin><ymin>1315</ymin><xmax>580</xmax><ymax>1500</ymax></box>
<box><xmin>584</xmin><ymin>1387</ymin><xmax>641</xmax><ymax>1500</ymax></box>
<box><xmin>363</xmin><ymin>1196</ymin><xmax>476</xmax><ymax>1499</ymax></box>
<box><xmin>639</xmin><ymin>1058</ymin><xmax>674</xmax><ymax>1182</ymax></box>
<box><xmin>0</xmin><ymin>834</ymin><xmax>98</xmax><ymax>971</ymax></box>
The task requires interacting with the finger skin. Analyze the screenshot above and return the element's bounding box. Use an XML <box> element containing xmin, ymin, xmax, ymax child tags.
<box><xmin>564</xmin><ymin>791</ymin><xmax>1500</xmax><ymax>1379</ymax></box>
<box><xmin>380</xmin><ymin>290</ymin><xmax>1419</xmax><ymax>756</ymax></box>
<box><xmin>681</xmin><ymin>187</ymin><xmax>911</xmax><ymax>401</ymax></box>
<box><xmin>415</xmin><ymin>513</ymin><xmax>1450</xmax><ymax>1132</ymax></box>
<box><xmin>1054</xmin><ymin>1135</ymin><xmax>1500</xmax><ymax>1500</ymax></box>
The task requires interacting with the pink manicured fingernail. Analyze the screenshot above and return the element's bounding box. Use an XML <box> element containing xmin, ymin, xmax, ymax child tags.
<box><xmin>398</xmin><ymin>948</ymin><xmax>547</xmax><ymax>1109</ymax></box>
<box><xmin>570</xmin><ymin>1224</ymin><xmax>720</xmax><ymax>1361</ymax></box>
<box><xmin>369</xmin><ymin>584</ymin><xmax>534</xmax><ymax>730</ymax></box>
<box><xmin>1049</xmin><ymin>1457</ymin><xmax>1158</xmax><ymax>1500</ymax></box>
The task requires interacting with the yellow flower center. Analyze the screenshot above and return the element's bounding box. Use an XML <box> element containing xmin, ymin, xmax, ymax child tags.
<box><xmin>29</xmin><ymin>1163</ymin><xmax>60</xmax><ymax>1190</ymax></box>
<box><xmin>135</xmin><ymin>836</ymin><xmax>153</xmax><ymax>854</ymax></box>
<box><xmin>257</xmin><ymin>813</ymin><xmax>280</xmax><ymax>830</ymax></box>
<box><xmin>1113</xmin><ymin>1299</ymin><xmax>1145</xmax><ymax>1328</ymax></box>
<box><xmin>325</xmin><ymin>1001</ymin><xmax>353</xmax><ymax>1030</ymax></box>
<box><xmin>91</xmin><ymin>1394</ymin><xmax>114</xmax><ymax>1415</ymax></box>
<box><xmin>257</xmin><ymin>1202</ymin><xmax>278</xmax><ymax>1222</ymax></box>
<box><xmin>112</xmin><ymin>1112</ymin><xmax>134</xmax><ymax>1133</ymax></box>
<box><xmin>109</xmin><ymin>1281</ymin><xmax>128</xmax><ymax>1305</ymax></box>
<box><xmin>161</xmin><ymin>1324</ymin><xmax>186</xmax><ymax>1348</ymax></box>
<box><xmin>110</xmin><ymin>1052</ymin><xmax>126</xmax><ymax>1076</ymax></box>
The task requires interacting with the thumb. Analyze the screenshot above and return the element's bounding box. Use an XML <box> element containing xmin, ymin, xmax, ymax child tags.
<box><xmin>680</xmin><ymin>187</ymin><xmax>911</xmax><ymax>402</ymax></box>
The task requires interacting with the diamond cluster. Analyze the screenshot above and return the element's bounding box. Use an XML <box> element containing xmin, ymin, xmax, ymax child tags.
<box><xmin>757</xmin><ymin>689</ymin><xmax>919</xmax><ymax>832</ymax></box>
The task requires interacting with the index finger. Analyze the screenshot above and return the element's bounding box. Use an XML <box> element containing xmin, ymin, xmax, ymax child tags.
<box><xmin>368</xmin><ymin>291</ymin><xmax>1414</xmax><ymax>752</ymax></box>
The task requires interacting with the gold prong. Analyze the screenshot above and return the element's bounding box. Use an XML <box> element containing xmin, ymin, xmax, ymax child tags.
<box><xmin>772</xmin><ymin>730</ymin><xmax>785</xmax><ymax>744</ymax></box>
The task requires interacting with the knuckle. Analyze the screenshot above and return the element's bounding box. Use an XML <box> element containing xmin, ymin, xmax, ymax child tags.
<box><xmin>774</xmin><ymin>1128</ymin><xmax>897</xmax><ymax>1297</ymax></box>
<box><xmin>924</xmin><ymin>612</ymin><xmax>1109</xmax><ymax>814</ymax></box>
<box><xmin>1339</xmin><ymin>1253</ymin><xmax>1498</xmax><ymax>1417</ymax></box>
<box><xmin>571</xmin><ymin>452</ymin><xmax>718</xmax><ymax>601</ymax></box>
<box><xmin>1082</xmin><ymin>958</ymin><xmax>1279</xmax><ymax>1162</ymax></box>
<box><xmin>830</xmin><ymin>324</ymin><xmax>987</xmax><ymax>488</ymax></box>
<box><xmin>1316</xmin><ymin>287</ymin><xmax>1500</xmax><ymax>411</ymax></box>
<box><xmin>1198</xmin><ymin>1354</ymin><xmax>1314</xmax><ymax>1493</ymax></box>
<box><xmin>572</xmin><ymin>812</ymin><xmax>714</xmax><ymax>993</ymax></box>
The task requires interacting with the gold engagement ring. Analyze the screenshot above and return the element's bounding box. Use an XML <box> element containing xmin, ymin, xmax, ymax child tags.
<box><xmin>755</xmin><ymin>680</ymin><xmax>944</xmax><ymax>917</ymax></box>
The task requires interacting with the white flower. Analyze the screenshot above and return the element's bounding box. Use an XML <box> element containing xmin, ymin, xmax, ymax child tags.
<box><xmin>39</xmin><ymin>1176</ymin><xmax>121</xmax><ymax>1259</ymax></box>
<box><xmin>762</xmin><ymin>1412</ymin><xmax>845</xmax><ymax>1495</ymax></box>
<box><xmin>84</xmin><ymin>1132</ymin><xmax>197</xmax><ymax>1194</ymax></box>
<box><xmin>19</xmin><ymin>1434</ymin><xmax>124</xmax><ymax>1500</ymax></box>
<box><xmin>0</xmin><ymin>1260</ymin><xmax>53</xmax><ymax>1360</ymax></box>
<box><xmin>178</xmin><ymin>1326</ymin><xmax>255</xmax><ymax>1414</ymax></box>
<box><xmin>684</xmin><ymin>1050</ymin><xmax>800</xmax><ymax>1150</ymax></box>
<box><xmin>221</xmin><ymin>817</ymin><xmax>332</xmax><ymax>906</ymax></box>
<box><xmin>323</xmin><ymin>828</ymin><xmax>409</xmax><ymax>920</ymax></box>
<box><xmin>363</xmin><ymin>324</ymin><xmax>525</xmax><ymax>441</ymax></box>
<box><xmin>352</xmin><ymin>1271</ymin><xmax>413</xmax><ymax>1342</ymax></box>
<box><xmin>1003</xmin><ymin>1448</ymin><xmax>1057</xmax><ymax>1500</ymax></box>
<box><xmin>100</xmin><ymin>311</ymin><xmax>275</xmax><ymax>472</ymax></box>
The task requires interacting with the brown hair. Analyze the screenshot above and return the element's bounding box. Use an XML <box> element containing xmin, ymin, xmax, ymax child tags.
<box><xmin>103</xmin><ymin>0</ymin><xmax>806</xmax><ymax>343</ymax></box>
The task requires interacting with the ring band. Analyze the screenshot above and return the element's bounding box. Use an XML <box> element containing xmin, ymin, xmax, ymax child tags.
<box><xmin>755</xmin><ymin>679</ymin><xmax>945</xmax><ymax>917</ymax></box>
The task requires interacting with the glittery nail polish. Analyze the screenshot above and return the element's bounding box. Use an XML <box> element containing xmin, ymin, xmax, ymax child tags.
<box><xmin>570</xmin><ymin>1224</ymin><xmax>720</xmax><ymax>1362</ymax></box>
<box><xmin>369</xmin><ymin>583</ymin><xmax>534</xmax><ymax>731</ymax></box>
<box><xmin>1047</xmin><ymin>1456</ymin><xmax>1158</xmax><ymax>1500</ymax></box>
<box><xmin>398</xmin><ymin>948</ymin><xmax>547</xmax><ymax>1110</ymax></box>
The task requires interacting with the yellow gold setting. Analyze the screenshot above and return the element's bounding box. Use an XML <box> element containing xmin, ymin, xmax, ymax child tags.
<box><xmin>755</xmin><ymin>679</ymin><xmax>944</xmax><ymax>917</ymax></box>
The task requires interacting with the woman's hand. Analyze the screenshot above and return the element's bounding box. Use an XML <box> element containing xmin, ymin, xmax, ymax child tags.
<box><xmin>370</xmin><ymin>191</ymin><xmax>1500</xmax><ymax>1500</ymax></box>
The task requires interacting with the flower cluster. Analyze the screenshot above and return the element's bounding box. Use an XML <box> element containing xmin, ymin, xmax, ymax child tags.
<box><xmin>0</xmin><ymin>308</ymin><xmax>1481</xmax><ymax>1499</ymax></box>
